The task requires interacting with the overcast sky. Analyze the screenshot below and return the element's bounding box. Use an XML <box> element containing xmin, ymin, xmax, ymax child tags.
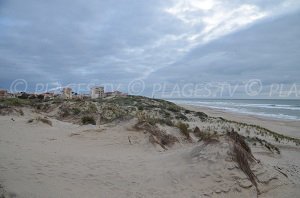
<box><xmin>0</xmin><ymin>0</ymin><xmax>299</xmax><ymax>97</ymax></box>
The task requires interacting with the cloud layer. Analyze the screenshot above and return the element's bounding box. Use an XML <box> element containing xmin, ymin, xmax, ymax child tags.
<box><xmin>0</xmin><ymin>0</ymin><xmax>299</xmax><ymax>95</ymax></box>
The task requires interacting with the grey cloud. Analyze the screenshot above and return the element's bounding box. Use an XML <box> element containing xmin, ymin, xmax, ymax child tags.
<box><xmin>0</xmin><ymin>0</ymin><xmax>299</xmax><ymax>97</ymax></box>
<box><xmin>147</xmin><ymin>11</ymin><xmax>300</xmax><ymax>87</ymax></box>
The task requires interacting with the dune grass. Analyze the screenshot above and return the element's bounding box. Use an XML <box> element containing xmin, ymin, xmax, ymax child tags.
<box><xmin>228</xmin><ymin>131</ymin><xmax>258</xmax><ymax>192</ymax></box>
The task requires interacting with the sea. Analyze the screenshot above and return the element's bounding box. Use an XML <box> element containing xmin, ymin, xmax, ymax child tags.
<box><xmin>167</xmin><ymin>99</ymin><xmax>300</xmax><ymax>121</ymax></box>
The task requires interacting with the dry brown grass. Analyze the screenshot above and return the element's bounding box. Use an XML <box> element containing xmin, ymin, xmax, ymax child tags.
<box><xmin>0</xmin><ymin>106</ymin><xmax>24</xmax><ymax>116</ymax></box>
<box><xmin>176</xmin><ymin>121</ymin><xmax>190</xmax><ymax>140</ymax></box>
<box><xmin>194</xmin><ymin>126</ymin><xmax>219</xmax><ymax>143</ymax></box>
<box><xmin>36</xmin><ymin>116</ymin><xmax>52</xmax><ymax>126</ymax></box>
<box><xmin>134</xmin><ymin>121</ymin><xmax>178</xmax><ymax>149</ymax></box>
<box><xmin>228</xmin><ymin>130</ymin><xmax>258</xmax><ymax>191</ymax></box>
<box><xmin>228</xmin><ymin>130</ymin><xmax>253</xmax><ymax>156</ymax></box>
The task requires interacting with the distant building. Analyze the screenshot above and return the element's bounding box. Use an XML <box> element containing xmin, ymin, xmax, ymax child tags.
<box><xmin>62</xmin><ymin>88</ymin><xmax>72</xmax><ymax>99</ymax></box>
<box><xmin>0</xmin><ymin>89</ymin><xmax>8</xmax><ymax>99</ymax></box>
<box><xmin>91</xmin><ymin>86</ymin><xmax>104</xmax><ymax>99</ymax></box>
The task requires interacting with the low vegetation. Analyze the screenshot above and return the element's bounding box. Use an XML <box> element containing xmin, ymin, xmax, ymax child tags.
<box><xmin>1</xmin><ymin>95</ymin><xmax>299</xmax><ymax>151</ymax></box>
<box><xmin>37</xmin><ymin>117</ymin><xmax>52</xmax><ymax>126</ymax></box>
<box><xmin>134</xmin><ymin>121</ymin><xmax>178</xmax><ymax>149</ymax></box>
<box><xmin>247</xmin><ymin>136</ymin><xmax>280</xmax><ymax>154</ymax></box>
<box><xmin>216</xmin><ymin>117</ymin><xmax>300</xmax><ymax>146</ymax></box>
<box><xmin>193</xmin><ymin>111</ymin><xmax>208</xmax><ymax>121</ymax></box>
<box><xmin>27</xmin><ymin>117</ymin><xmax>52</xmax><ymax>126</ymax></box>
<box><xmin>0</xmin><ymin>98</ymin><xmax>29</xmax><ymax>106</ymax></box>
<box><xmin>81</xmin><ymin>116</ymin><xmax>96</xmax><ymax>125</ymax></box>
<box><xmin>193</xmin><ymin>126</ymin><xmax>218</xmax><ymax>142</ymax></box>
<box><xmin>136</xmin><ymin>111</ymin><xmax>174</xmax><ymax>126</ymax></box>
<box><xmin>176</xmin><ymin>121</ymin><xmax>190</xmax><ymax>140</ymax></box>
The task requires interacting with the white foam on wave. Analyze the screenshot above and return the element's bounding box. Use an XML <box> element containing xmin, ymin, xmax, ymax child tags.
<box><xmin>169</xmin><ymin>100</ymin><xmax>300</xmax><ymax>121</ymax></box>
<box><xmin>235</xmin><ymin>103</ymin><xmax>300</xmax><ymax>111</ymax></box>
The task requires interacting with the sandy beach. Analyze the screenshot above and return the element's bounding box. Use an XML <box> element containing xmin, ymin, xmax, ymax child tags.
<box><xmin>1</xmin><ymin>98</ymin><xmax>300</xmax><ymax>198</ymax></box>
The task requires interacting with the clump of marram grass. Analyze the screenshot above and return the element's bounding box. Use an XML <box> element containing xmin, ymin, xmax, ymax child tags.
<box><xmin>0</xmin><ymin>105</ymin><xmax>24</xmax><ymax>116</ymax></box>
<box><xmin>217</xmin><ymin>117</ymin><xmax>300</xmax><ymax>145</ymax></box>
<box><xmin>134</xmin><ymin>121</ymin><xmax>178</xmax><ymax>149</ymax></box>
<box><xmin>176</xmin><ymin>121</ymin><xmax>191</xmax><ymax>140</ymax></box>
<box><xmin>194</xmin><ymin>126</ymin><xmax>219</xmax><ymax>143</ymax></box>
<box><xmin>247</xmin><ymin>136</ymin><xmax>280</xmax><ymax>154</ymax></box>
<box><xmin>227</xmin><ymin>130</ymin><xmax>258</xmax><ymax>193</ymax></box>
<box><xmin>38</xmin><ymin>117</ymin><xmax>52</xmax><ymax>126</ymax></box>
<box><xmin>136</xmin><ymin>111</ymin><xmax>174</xmax><ymax>126</ymax></box>
<box><xmin>136</xmin><ymin>111</ymin><xmax>157</xmax><ymax>125</ymax></box>
<box><xmin>28</xmin><ymin>116</ymin><xmax>52</xmax><ymax>126</ymax></box>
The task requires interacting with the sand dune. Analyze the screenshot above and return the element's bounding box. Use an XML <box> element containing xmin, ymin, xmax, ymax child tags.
<box><xmin>1</xmin><ymin>106</ymin><xmax>300</xmax><ymax>198</ymax></box>
<box><xmin>181</xmin><ymin>104</ymin><xmax>300</xmax><ymax>139</ymax></box>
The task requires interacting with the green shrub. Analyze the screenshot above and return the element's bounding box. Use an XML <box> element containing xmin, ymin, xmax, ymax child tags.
<box><xmin>87</xmin><ymin>103</ymin><xmax>97</xmax><ymax>113</ymax></box>
<box><xmin>52</xmin><ymin>98</ymin><xmax>64</xmax><ymax>104</ymax></box>
<box><xmin>0</xmin><ymin>98</ymin><xmax>27</xmax><ymax>106</ymax></box>
<box><xmin>194</xmin><ymin>111</ymin><xmax>208</xmax><ymax>121</ymax></box>
<box><xmin>136</xmin><ymin>111</ymin><xmax>157</xmax><ymax>125</ymax></box>
<box><xmin>72</xmin><ymin>108</ymin><xmax>81</xmax><ymax>115</ymax></box>
<box><xmin>167</xmin><ymin>105</ymin><xmax>180</xmax><ymax>112</ymax></box>
<box><xmin>184</xmin><ymin>109</ymin><xmax>191</xmax><ymax>114</ymax></box>
<box><xmin>81</xmin><ymin>116</ymin><xmax>96</xmax><ymax>125</ymax></box>
<box><xmin>60</xmin><ymin>107</ymin><xmax>70</xmax><ymax>117</ymax></box>
<box><xmin>175</xmin><ymin>113</ymin><xmax>188</xmax><ymax>121</ymax></box>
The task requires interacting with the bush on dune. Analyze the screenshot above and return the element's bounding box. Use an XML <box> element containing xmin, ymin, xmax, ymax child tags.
<box><xmin>0</xmin><ymin>98</ymin><xmax>30</xmax><ymax>107</ymax></box>
<box><xmin>81</xmin><ymin>116</ymin><xmax>96</xmax><ymax>125</ymax></box>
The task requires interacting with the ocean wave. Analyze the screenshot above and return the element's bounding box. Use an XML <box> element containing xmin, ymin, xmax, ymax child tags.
<box><xmin>172</xmin><ymin>100</ymin><xmax>300</xmax><ymax>111</ymax></box>
<box><xmin>169</xmin><ymin>100</ymin><xmax>300</xmax><ymax>121</ymax></box>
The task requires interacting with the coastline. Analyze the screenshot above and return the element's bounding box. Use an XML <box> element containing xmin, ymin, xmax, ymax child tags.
<box><xmin>180</xmin><ymin>104</ymin><xmax>300</xmax><ymax>139</ymax></box>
